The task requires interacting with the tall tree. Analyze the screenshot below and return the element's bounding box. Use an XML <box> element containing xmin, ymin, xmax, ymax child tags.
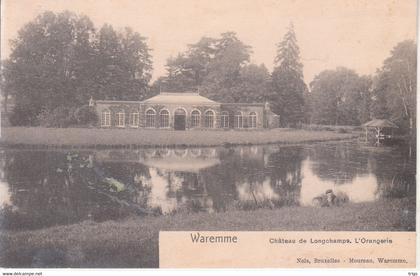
<box><xmin>159</xmin><ymin>32</ymin><xmax>254</xmax><ymax>102</ymax></box>
<box><xmin>1</xmin><ymin>60</ymin><xmax>18</xmax><ymax>114</ymax></box>
<box><xmin>203</xmin><ymin>32</ymin><xmax>252</xmax><ymax>101</ymax></box>
<box><xmin>94</xmin><ymin>25</ymin><xmax>152</xmax><ymax>100</ymax></box>
<box><xmin>371</xmin><ymin>40</ymin><xmax>416</xmax><ymax>135</ymax></box>
<box><xmin>163</xmin><ymin>54</ymin><xmax>199</xmax><ymax>91</ymax></box>
<box><xmin>270</xmin><ymin>23</ymin><xmax>307</xmax><ymax>127</ymax></box>
<box><xmin>230</xmin><ymin>64</ymin><xmax>270</xmax><ymax>103</ymax></box>
<box><xmin>95</xmin><ymin>24</ymin><xmax>122</xmax><ymax>100</ymax></box>
<box><xmin>309</xmin><ymin>68</ymin><xmax>372</xmax><ymax>126</ymax></box>
<box><xmin>7</xmin><ymin>11</ymin><xmax>96</xmax><ymax>125</ymax></box>
<box><xmin>5</xmin><ymin>11</ymin><xmax>152</xmax><ymax>126</ymax></box>
<box><xmin>161</xmin><ymin>37</ymin><xmax>217</xmax><ymax>92</ymax></box>
<box><xmin>357</xmin><ymin>75</ymin><xmax>373</xmax><ymax>124</ymax></box>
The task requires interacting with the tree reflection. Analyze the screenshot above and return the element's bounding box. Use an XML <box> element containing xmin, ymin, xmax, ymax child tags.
<box><xmin>1</xmin><ymin>150</ymin><xmax>149</xmax><ymax>230</ymax></box>
<box><xmin>200</xmin><ymin>146</ymin><xmax>305</xmax><ymax>210</ymax></box>
<box><xmin>307</xmin><ymin>142</ymin><xmax>370</xmax><ymax>184</ymax></box>
<box><xmin>1</xmin><ymin>141</ymin><xmax>414</xmax><ymax>231</ymax></box>
<box><xmin>264</xmin><ymin>146</ymin><xmax>304</xmax><ymax>207</ymax></box>
<box><xmin>368</xmin><ymin>143</ymin><xmax>416</xmax><ymax>198</ymax></box>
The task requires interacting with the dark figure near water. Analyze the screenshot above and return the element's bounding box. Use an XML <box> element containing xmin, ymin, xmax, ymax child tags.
<box><xmin>312</xmin><ymin>189</ymin><xmax>349</xmax><ymax>207</ymax></box>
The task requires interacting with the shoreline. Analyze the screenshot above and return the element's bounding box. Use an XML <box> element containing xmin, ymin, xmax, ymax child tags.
<box><xmin>0</xmin><ymin>197</ymin><xmax>415</xmax><ymax>268</ymax></box>
<box><xmin>0</xmin><ymin>127</ymin><xmax>358</xmax><ymax>148</ymax></box>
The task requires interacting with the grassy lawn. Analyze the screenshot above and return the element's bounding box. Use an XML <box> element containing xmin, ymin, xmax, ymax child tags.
<box><xmin>0</xmin><ymin>197</ymin><xmax>414</xmax><ymax>268</ymax></box>
<box><xmin>0</xmin><ymin>127</ymin><xmax>358</xmax><ymax>147</ymax></box>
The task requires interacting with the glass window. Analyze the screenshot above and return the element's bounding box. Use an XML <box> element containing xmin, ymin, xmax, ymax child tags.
<box><xmin>101</xmin><ymin>110</ymin><xmax>111</xmax><ymax>127</ymax></box>
<box><xmin>130</xmin><ymin>112</ymin><xmax>139</xmax><ymax>127</ymax></box>
<box><xmin>234</xmin><ymin>111</ymin><xmax>243</xmax><ymax>128</ymax></box>
<box><xmin>160</xmin><ymin>109</ymin><xmax>169</xmax><ymax>128</ymax></box>
<box><xmin>174</xmin><ymin>148</ymin><xmax>187</xmax><ymax>157</ymax></box>
<box><xmin>221</xmin><ymin>111</ymin><xmax>229</xmax><ymax>128</ymax></box>
<box><xmin>204</xmin><ymin>110</ymin><xmax>215</xmax><ymax>128</ymax></box>
<box><xmin>249</xmin><ymin>112</ymin><xmax>257</xmax><ymax>128</ymax></box>
<box><xmin>190</xmin><ymin>148</ymin><xmax>201</xmax><ymax>157</ymax></box>
<box><xmin>191</xmin><ymin>110</ymin><xmax>201</xmax><ymax>128</ymax></box>
<box><xmin>116</xmin><ymin>111</ymin><xmax>125</xmax><ymax>127</ymax></box>
<box><xmin>146</xmin><ymin>109</ymin><xmax>156</xmax><ymax>128</ymax></box>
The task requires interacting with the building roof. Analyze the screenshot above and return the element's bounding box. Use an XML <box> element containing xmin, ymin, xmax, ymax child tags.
<box><xmin>141</xmin><ymin>92</ymin><xmax>219</xmax><ymax>105</ymax></box>
<box><xmin>141</xmin><ymin>157</ymin><xmax>220</xmax><ymax>173</ymax></box>
<box><xmin>95</xmin><ymin>100</ymin><xmax>142</xmax><ymax>104</ymax></box>
<box><xmin>362</xmin><ymin>119</ymin><xmax>399</xmax><ymax>128</ymax></box>
<box><xmin>221</xmin><ymin>102</ymin><xmax>265</xmax><ymax>106</ymax></box>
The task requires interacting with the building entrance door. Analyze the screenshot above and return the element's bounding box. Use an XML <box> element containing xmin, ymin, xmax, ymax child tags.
<box><xmin>174</xmin><ymin>109</ymin><xmax>186</xmax><ymax>130</ymax></box>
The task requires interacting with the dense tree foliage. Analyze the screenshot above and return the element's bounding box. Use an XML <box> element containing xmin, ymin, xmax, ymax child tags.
<box><xmin>270</xmin><ymin>23</ymin><xmax>307</xmax><ymax>127</ymax></box>
<box><xmin>371</xmin><ymin>40</ymin><xmax>416</xmax><ymax>135</ymax></box>
<box><xmin>165</xmin><ymin>37</ymin><xmax>217</xmax><ymax>90</ymax></box>
<box><xmin>5</xmin><ymin>11</ymin><xmax>152</xmax><ymax>126</ymax></box>
<box><xmin>154</xmin><ymin>32</ymin><xmax>269</xmax><ymax>103</ymax></box>
<box><xmin>230</xmin><ymin>64</ymin><xmax>271</xmax><ymax>103</ymax></box>
<box><xmin>3</xmin><ymin>11</ymin><xmax>416</xmax><ymax>134</ymax></box>
<box><xmin>94</xmin><ymin>24</ymin><xmax>152</xmax><ymax>101</ymax></box>
<box><xmin>308</xmin><ymin>68</ymin><xmax>372</xmax><ymax>125</ymax></box>
<box><xmin>305</xmin><ymin>40</ymin><xmax>416</xmax><ymax>135</ymax></box>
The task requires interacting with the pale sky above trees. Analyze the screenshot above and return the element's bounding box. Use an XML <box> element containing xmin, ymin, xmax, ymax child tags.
<box><xmin>2</xmin><ymin>0</ymin><xmax>416</xmax><ymax>84</ymax></box>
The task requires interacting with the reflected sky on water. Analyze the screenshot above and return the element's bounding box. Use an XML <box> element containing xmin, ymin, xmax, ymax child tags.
<box><xmin>0</xmin><ymin>141</ymin><xmax>415</xmax><ymax>230</ymax></box>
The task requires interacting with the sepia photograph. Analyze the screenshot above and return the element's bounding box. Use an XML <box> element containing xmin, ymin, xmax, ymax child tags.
<box><xmin>0</xmin><ymin>0</ymin><xmax>417</xmax><ymax>269</ymax></box>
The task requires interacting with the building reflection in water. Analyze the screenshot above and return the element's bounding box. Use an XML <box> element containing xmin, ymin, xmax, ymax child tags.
<box><xmin>96</xmin><ymin>147</ymin><xmax>221</xmax><ymax>214</ymax></box>
<box><xmin>0</xmin><ymin>141</ymin><xmax>415</xmax><ymax>230</ymax></box>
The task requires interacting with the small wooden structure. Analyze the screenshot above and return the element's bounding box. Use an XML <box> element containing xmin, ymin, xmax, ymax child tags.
<box><xmin>362</xmin><ymin>119</ymin><xmax>398</xmax><ymax>145</ymax></box>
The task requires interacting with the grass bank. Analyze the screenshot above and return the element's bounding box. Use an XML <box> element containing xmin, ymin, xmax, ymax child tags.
<box><xmin>0</xmin><ymin>127</ymin><xmax>357</xmax><ymax>147</ymax></box>
<box><xmin>0</xmin><ymin>197</ymin><xmax>414</xmax><ymax>268</ymax></box>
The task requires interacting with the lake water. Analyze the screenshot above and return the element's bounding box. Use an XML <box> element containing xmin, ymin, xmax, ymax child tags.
<box><xmin>0</xmin><ymin>141</ymin><xmax>415</xmax><ymax>230</ymax></box>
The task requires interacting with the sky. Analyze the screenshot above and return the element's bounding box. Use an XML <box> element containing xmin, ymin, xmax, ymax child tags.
<box><xmin>1</xmin><ymin>0</ymin><xmax>417</xmax><ymax>84</ymax></box>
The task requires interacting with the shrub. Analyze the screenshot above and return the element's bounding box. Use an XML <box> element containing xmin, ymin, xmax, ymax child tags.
<box><xmin>337</xmin><ymin>128</ymin><xmax>349</xmax><ymax>133</ymax></box>
<box><xmin>9</xmin><ymin>104</ymin><xmax>41</xmax><ymax>126</ymax></box>
<box><xmin>74</xmin><ymin>105</ymin><xmax>98</xmax><ymax>126</ymax></box>
<box><xmin>37</xmin><ymin>106</ymin><xmax>77</xmax><ymax>128</ymax></box>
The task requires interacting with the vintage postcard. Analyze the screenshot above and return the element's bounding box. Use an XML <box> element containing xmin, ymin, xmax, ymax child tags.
<box><xmin>0</xmin><ymin>0</ymin><xmax>417</xmax><ymax>271</ymax></box>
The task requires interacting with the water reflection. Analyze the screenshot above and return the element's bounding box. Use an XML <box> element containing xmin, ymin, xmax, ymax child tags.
<box><xmin>0</xmin><ymin>141</ymin><xmax>415</xmax><ymax>230</ymax></box>
<box><xmin>300</xmin><ymin>159</ymin><xmax>379</xmax><ymax>205</ymax></box>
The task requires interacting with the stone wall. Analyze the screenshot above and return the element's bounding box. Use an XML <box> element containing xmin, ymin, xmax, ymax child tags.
<box><xmin>140</xmin><ymin>103</ymin><xmax>222</xmax><ymax>129</ymax></box>
<box><xmin>94</xmin><ymin>101</ymin><xmax>141</xmax><ymax>128</ymax></box>
<box><xmin>265</xmin><ymin>110</ymin><xmax>280</xmax><ymax>129</ymax></box>
<box><xmin>220</xmin><ymin>103</ymin><xmax>265</xmax><ymax>129</ymax></box>
<box><xmin>94</xmin><ymin>100</ymin><xmax>279</xmax><ymax>129</ymax></box>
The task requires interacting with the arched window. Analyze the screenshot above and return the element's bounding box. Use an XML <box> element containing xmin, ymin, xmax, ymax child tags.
<box><xmin>234</xmin><ymin>111</ymin><xmax>243</xmax><ymax>128</ymax></box>
<box><xmin>101</xmin><ymin>110</ymin><xmax>111</xmax><ymax>127</ymax></box>
<box><xmin>189</xmin><ymin>148</ymin><xmax>201</xmax><ymax>157</ymax></box>
<box><xmin>202</xmin><ymin>148</ymin><xmax>216</xmax><ymax>157</ymax></box>
<box><xmin>249</xmin><ymin>112</ymin><xmax>257</xmax><ymax>128</ymax></box>
<box><xmin>145</xmin><ymin>149</ymin><xmax>156</xmax><ymax>157</ymax></box>
<box><xmin>145</xmin><ymin>109</ymin><xmax>156</xmax><ymax>128</ymax></box>
<box><xmin>130</xmin><ymin>112</ymin><xmax>139</xmax><ymax>127</ymax></box>
<box><xmin>174</xmin><ymin>148</ymin><xmax>187</xmax><ymax>157</ymax></box>
<box><xmin>116</xmin><ymin>111</ymin><xmax>125</xmax><ymax>127</ymax></box>
<box><xmin>160</xmin><ymin>109</ymin><xmax>169</xmax><ymax>128</ymax></box>
<box><xmin>204</xmin><ymin>110</ymin><xmax>215</xmax><ymax>128</ymax></box>
<box><xmin>157</xmin><ymin>148</ymin><xmax>170</xmax><ymax>157</ymax></box>
<box><xmin>191</xmin><ymin>110</ymin><xmax>201</xmax><ymax>128</ymax></box>
<box><xmin>221</xmin><ymin>111</ymin><xmax>229</xmax><ymax>128</ymax></box>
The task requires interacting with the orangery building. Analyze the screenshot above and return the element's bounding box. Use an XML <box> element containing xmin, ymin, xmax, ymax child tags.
<box><xmin>90</xmin><ymin>92</ymin><xmax>279</xmax><ymax>130</ymax></box>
